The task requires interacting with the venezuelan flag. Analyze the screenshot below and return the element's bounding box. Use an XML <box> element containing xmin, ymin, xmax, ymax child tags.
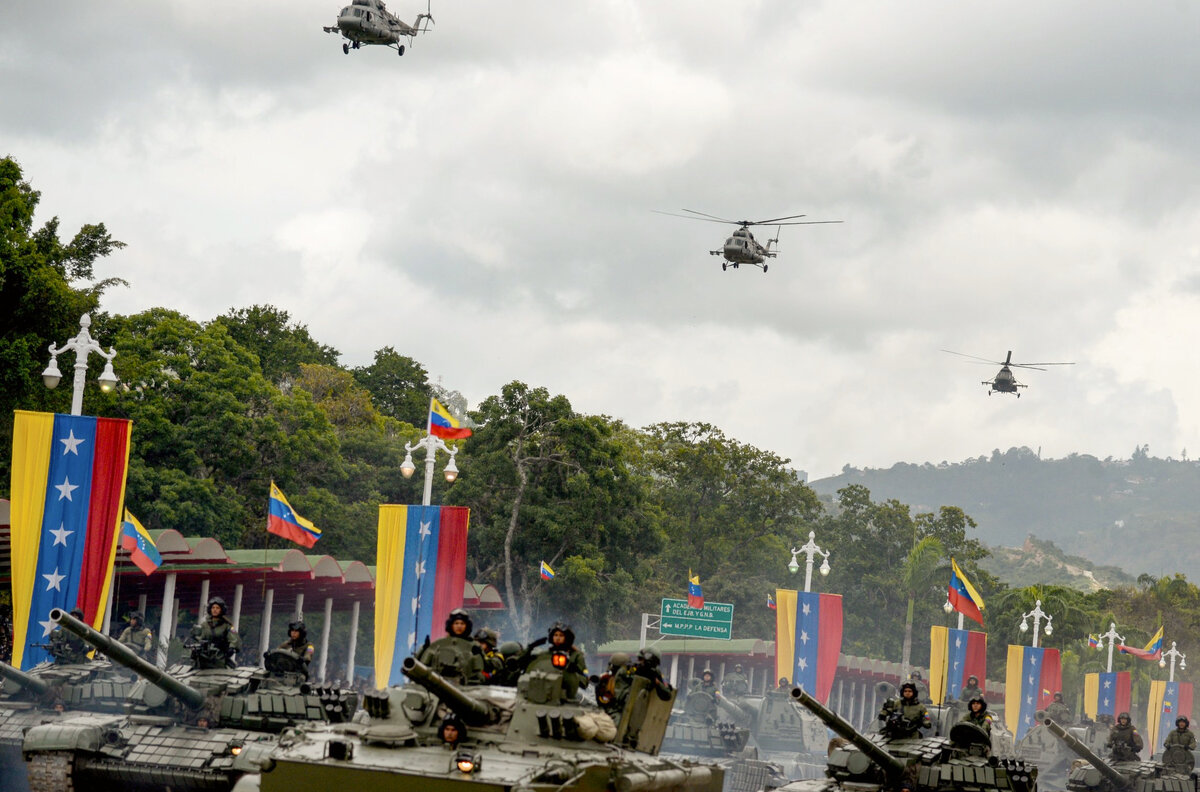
<box><xmin>1005</xmin><ymin>644</ymin><xmax>1062</xmax><ymax>740</ymax></box>
<box><xmin>120</xmin><ymin>510</ymin><xmax>162</xmax><ymax>575</ymax></box>
<box><xmin>1149</xmin><ymin>680</ymin><xmax>1194</xmax><ymax>750</ymax></box>
<box><xmin>1084</xmin><ymin>671</ymin><xmax>1130</xmax><ymax>719</ymax></box>
<box><xmin>1087</xmin><ymin>634</ymin><xmax>1100</xmax><ymax>649</ymax></box>
<box><xmin>10</xmin><ymin>411</ymin><xmax>132</xmax><ymax>669</ymax></box>
<box><xmin>687</xmin><ymin>570</ymin><xmax>704</xmax><ymax>609</ymax></box>
<box><xmin>268</xmin><ymin>482</ymin><xmax>322</xmax><ymax>548</ymax></box>
<box><xmin>929</xmin><ymin>625</ymin><xmax>987</xmax><ymax>704</ymax></box>
<box><xmin>775</xmin><ymin>588</ymin><xmax>843</xmax><ymax>704</ymax></box>
<box><xmin>948</xmin><ymin>558</ymin><xmax>984</xmax><ymax>625</ymax></box>
<box><xmin>429</xmin><ymin>397</ymin><xmax>472</xmax><ymax>440</ymax></box>
<box><xmin>540</xmin><ymin>561</ymin><xmax>555</xmax><ymax>580</ymax></box>
<box><xmin>374</xmin><ymin>504</ymin><xmax>470</xmax><ymax>686</ymax></box>
<box><xmin>1119</xmin><ymin>626</ymin><xmax>1164</xmax><ymax>660</ymax></box>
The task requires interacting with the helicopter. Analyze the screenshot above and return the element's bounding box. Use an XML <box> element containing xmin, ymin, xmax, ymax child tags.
<box><xmin>942</xmin><ymin>349</ymin><xmax>1075</xmax><ymax>397</ymax></box>
<box><xmin>655</xmin><ymin>209</ymin><xmax>842</xmax><ymax>273</ymax></box>
<box><xmin>323</xmin><ymin>0</ymin><xmax>433</xmax><ymax>56</ymax></box>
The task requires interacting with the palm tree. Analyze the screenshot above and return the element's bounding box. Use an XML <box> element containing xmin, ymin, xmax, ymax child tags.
<box><xmin>901</xmin><ymin>536</ymin><xmax>948</xmax><ymax>676</ymax></box>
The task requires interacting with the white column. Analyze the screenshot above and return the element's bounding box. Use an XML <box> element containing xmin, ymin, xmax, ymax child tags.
<box><xmin>198</xmin><ymin>579</ymin><xmax>210</xmax><ymax>623</ymax></box>
<box><xmin>102</xmin><ymin>588</ymin><xmax>114</xmax><ymax>634</ymax></box>
<box><xmin>318</xmin><ymin>597</ymin><xmax>334</xmax><ymax>684</ymax></box>
<box><xmin>346</xmin><ymin>600</ymin><xmax>361</xmax><ymax>683</ymax></box>
<box><xmin>231</xmin><ymin>584</ymin><xmax>244</xmax><ymax>632</ymax></box>
<box><xmin>137</xmin><ymin>593</ymin><xmax>147</xmax><ymax>616</ymax></box>
<box><xmin>156</xmin><ymin>572</ymin><xmax>177</xmax><ymax>667</ymax></box>
<box><xmin>259</xmin><ymin>588</ymin><xmax>275</xmax><ymax>667</ymax></box>
<box><xmin>171</xmin><ymin>598</ymin><xmax>180</xmax><ymax>637</ymax></box>
<box><xmin>719</xmin><ymin>660</ymin><xmax>726</xmax><ymax>683</ymax></box>
<box><xmin>670</xmin><ymin>654</ymin><xmax>679</xmax><ymax>687</ymax></box>
<box><xmin>294</xmin><ymin>593</ymin><xmax>304</xmax><ymax>621</ymax></box>
<box><xmin>687</xmin><ymin>656</ymin><xmax>695</xmax><ymax>683</ymax></box>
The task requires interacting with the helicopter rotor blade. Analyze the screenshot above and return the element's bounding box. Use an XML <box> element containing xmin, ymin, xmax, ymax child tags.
<box><xmin>652</xmin><ymin>210</ymin><xmax>737</xmax><ymax>225</ymax></box>
<box><xmin>769</xmin><ymin>220</ymin><xmax>844</xmax><ymax>226</ymax></box>
<box><xmin>1008</xmin><ymin>364</ymin><xmax>1048</xmax><ymax>372</ymax></box>
<box><xmin>751</xmin><ymin>213</ymin><xmax>809</xmax><ymax>225</ymax></box>
<box><xmin>940</xmin><ymin>349</ymin><xmax>1004</xmax><ymax>365</ymax></box>
<box><xmin>1017</xmin><ymin>361</ymin><xmax>1075</xmax><ymax>367</ymax></box>
<box><xmin>681</xmin><ymin>208</ymin><xmax>741</xmax><ymax>223</ymax></box>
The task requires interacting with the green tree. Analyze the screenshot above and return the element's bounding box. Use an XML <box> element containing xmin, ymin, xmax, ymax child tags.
<box><xmin>0</xmin><ymin>156</ymin><xmax>125</xmax><ymax>485</ymax></box>
<box><xmin>901</xmin><ymin>536</ymin><xmax>948</xmax><ymax>675</ymax></box>
<box><xmin>352</xmin><ymin>346</ymin><xmax>432</xmax><ymax>426</ymax></box>
<box><xmin>213</xmin><ymin>304</ymin><xmax>339</xmax><ymax>385</ymax></box>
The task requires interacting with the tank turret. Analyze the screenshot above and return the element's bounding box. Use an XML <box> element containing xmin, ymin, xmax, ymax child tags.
<box><xmin>1038</xmin><ymin>718</ymin><xmax>1176</xmax><ymax>792</ymax></box>
<box><xmin>50</xmin><ymin>607</ymin><xmax>207</xmax><ymax>709</ymax></box>
<box><xmin>714</xmin><ymin>691</ymin><xmax>758</xmax><ymax>726</ymax></box>
<box><xmin>401</xmin><ymin>656</ymin><xmax>498</xmax><ymax>726</ymax></box>
<box><xmin>0</xmin><ymin>660</ymin><xmax>51</xmax><ymax>698</ymax></box>
<box><xmin>792</xmin><ymin>688</ymin><xmax>907</xmax><ymax>783</ymax></box>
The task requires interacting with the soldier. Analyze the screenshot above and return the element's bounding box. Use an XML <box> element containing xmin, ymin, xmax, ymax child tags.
<box><xmin>959</xmin><ymin>674</ymin><xmax>983</xmax><ymax>704</ymax></box>
<box><xmin>879</xmin><ymin>682</ymin><xmax>930</xmax><ymax>738</ymax></box>
<box><xmin>1164</xmin><ymin>716</ymin><xmax>1196</xmax><ymax>773</ymax></box>
<box><xmin>545</xmin><ymin>621</ymin><xmax>589</xmax><ymax>695</ymax></box>
<box><xmin>276</xmin><ymin>620</ymin><xmax>315</xmax><ymax>667</ymax></box>
<box><xmin>417</xmin><ymin>608</ymin><xmax>482</xmax><ymax>683</ymax></box>
<box><xmin>48</xmin><ymin>608</ymin><xmax>90</xmax><ymax>664</ymax></box>
<box><xmin>776</xmin><ymin>676</ymin><xmax>791</xmax><ymax>693</ymax></box>
<box><xmin>1045</xmin><ymin>691</ymin><xmax>1072</xmax><ymax>725</ymax></box>
<box><xmin>630</xmin><ymin>647</ymin><xmax>674</xmax><ymax>702</ymax></box>
<box><xmin>1165</xmin><ymin>715</ymin><xmax>1196</xmax><ymax>750</ymax></box>
<box><xmin>908</xmin><ymin>670</ymin><xmax>931</xmax><ymax>703</ymax></box>
<box><xmin>191</xmin><ymin>595</ymin><xmax>242</xmax><ymax>669</ymax></box>
<box><xmin>473</xmin><ymin>628</ymin><xmax>504</xmax><ymax>681</ymax></box>
<box><xmin>597</xmin><ymin>652</ymin><xmax>635</xmax><ymax>716</ymax></box>
<box><xmin>961</xmin><ymin>696</ymin><xmax>992</xmax><ymax>734</ymax></box>
<box><xmin>698</xmin><ymin>668</ymin><xmax>718</xmax><ymax>694</ymax></box>
<box><xmin>117</xmin><ymin>612</ymin><xmax>155</xmax><ymax>661</ymax></box>
<box><xmin>1106</xmin><ymin>712</ymin><xmax>1144</xmax><ymax>762</ymax></box>
<box><xmin>491</xmin><ymin>640</ymin><xmax>524</xmax><ymax>686</ymax></box>
<box><xmin>722</xmin><ymin>663</ymin><xmax>749</xmax><ymax>697</ymax></box>
<box><xmin>439</xmin><ymin>715</ymin><xmax>466</xmax><ymax>748</ymax></box>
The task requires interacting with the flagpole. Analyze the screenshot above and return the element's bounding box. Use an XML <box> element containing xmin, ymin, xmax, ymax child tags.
<box><xmin>1160</xmin><ymin>642</ymin><xmax>1186</xmax><ymax>682</ymax></box>
<box><xmin>1098</xmin><ymin>622</ymin><xmax>1124</xmax><ymax>672</ymax></box>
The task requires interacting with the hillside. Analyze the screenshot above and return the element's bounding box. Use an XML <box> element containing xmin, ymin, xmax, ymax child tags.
<box><xmin>809</xmin><ymin>447</ymin><xmax>1200</xmax><ymax>580</ymax></box>
<box><xmin>981</xmin><ymin>535</ymin><xmax>1138</xmax><ymax>591</ymax></box>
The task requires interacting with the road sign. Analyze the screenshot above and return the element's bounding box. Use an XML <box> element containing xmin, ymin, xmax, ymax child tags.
<box><xmin>658</xmin><ymin>598</ymin><xmax>734</xmax><ymax>640</ymax></box>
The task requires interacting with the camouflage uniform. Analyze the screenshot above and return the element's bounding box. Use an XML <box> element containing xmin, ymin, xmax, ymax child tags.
<box><xmin>418</xmin><ymin>608</ymin><xmax>483</xmax><ymax>683</ymax></box>
<box><xmin>722</xmin><ymin>664</ymin><xmax>749</xmax><ymax>697</ymax></box>
<box><xmin>48</xmin><ymin>618</ymin><xmax>90</xmax><ymax>664</ymax></box>
<box><xmin>879</xmin><ymin>683</ymin><xmax>930</xmax><ymax>737</ymax></box>
<box><xmin>1106</xmin><ymin>713</ymin><xmax>1144</xmax><ymax>762</ymax></box>
<box><xmin>117</xmin><ymin>616</ymin><xmax>155</xmax><ymax>661</ymax></box>
<box><xmin>192</xmin><ymin>597</ymin><xmax>242</xmax><ymax>669</ymax></box>
<box><xmin>1045</xmin><ymin>693</ymin><xmax>1072</xmax><ymax>725</ymax></box>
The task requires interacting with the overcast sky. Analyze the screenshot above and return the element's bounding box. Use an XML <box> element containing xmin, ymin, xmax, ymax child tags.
<box><xmin>4</xmin><ymin>1</ymin><xmax>1199</xmax><ymax>479</ymax></box>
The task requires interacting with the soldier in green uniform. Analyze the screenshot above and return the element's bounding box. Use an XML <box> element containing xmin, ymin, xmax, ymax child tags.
<box><xmin>630</xmin><ymin>647</ymin><xmax>674</xmax><ymax>702</ymax></box>
<box><xmin>597</xmin><ymin>652</ymin><xmax>635</xmax><ymax>717</ymax></box>
<box><xmin>1165</xmin><ymin>716</ymin><xmax>1196</xmax><ymax>751</ymax></box>
<box><xmin>417</xmin><ymin>608</ymin><xmax>483</xmax><ymax>684</ymax></box>
<box><xmin>1045</xmin><ymin>691</ymin><xmax>1072</xmax><ymax>725</ymax></box>
<box><xmin>908</xmin><ymin>670</ymin><xmax>931</xmax><ymax>703</ymax></box>
<box><xmin>48</xmin><ymin>608</ymin><xmax>91</xmax><ymax>664</ymax></box>
<box><xmin>961</xmin><ymin>696</ymin><xmax>992</xmax><ymax>734</ymax></box>
<box><xmin>1163</xmin><ymin>716</ymin><xmax>1196</xmax><ymax>773</ymax></box>
<box><xmin>191</xmin><ymin>595</ymin><xmax>242</xmax><ymax>669</ymax></box>
<box><xmin>698</xmin><ymin>668</ymin><xmax>718</xmax><ymax>695</ymax></box>
<box><xmin>276</xmin><ymin>620</ymin><xmax>315</xmax><ymax>668</ymax></box>
<box><xmin>545</xmin><ymin>621</ymin><xmax>589</xmax><ymax>696</ymax></box>
<box><xmin>879</xmin><ymin>682</ymin><xmax>930</xmax><ymax>738</ymax></box>
<box><xmin>117</xmin><ymin>612</ymin><xmax>155</xmax><ymax>661</ymax></box>
<box><xmin>776</xmin><ymin>677</ymin><xmax>791</xmax><ymax>693</ymax></box>
<box><xmin>722</xmin><ymin>663</ymin><xmax>749</xmax><ymax>697</ymax></box>
<box><xmin>473</xmin><ymin>628</ymin><xmax>505</xmax><ymax>681</ymax></box>
<box><xmin>1106</xmin><ymin>712</ymin><xmax>1144</xmax><ymax>762</ymax></box>
<box><xmin>959</xmin><ymin>674</ymin><xmax>983</xmax><ymax>704</ymax></box>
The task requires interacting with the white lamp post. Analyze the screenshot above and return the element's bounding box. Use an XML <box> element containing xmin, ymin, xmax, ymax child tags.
<box><xmin>400</xmin><ymin>432</ymin><xmax>460</xmax><ymax>506</ymax></box>
<box><xmin>43</xmin><ymin>313</ymin><xmax>118</xmax><ymax>415</ymax></box>
<box><xmin>788</xmin><ymin>531</ymin><xmax>831</xmax><ymax>593</ymax></box>
<box><xmin>1160</xmin><ymin>641</ymin><xmax>1186</xmax><ymax>682</ymax></box>
<box><xmin>1096</xmin><ymin>622</ymin><xmax>1125</xmax><ymax>672</ymax></box>
<box><xmin>1019</xmin><ymin>600</ymin><xmax>1054</xmax><ymax>648</ymax></box>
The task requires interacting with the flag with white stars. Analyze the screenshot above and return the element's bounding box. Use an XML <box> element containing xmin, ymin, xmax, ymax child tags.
<box><xmin>9</xmin><ymin>411</ymin><xmax>132</xmax><ymax>669</ymax></box>
<box><xmin>373</xmin><ymin>504</ymin><xmax>470</xmax><ymax>687</ymax></box>
<box><xmin>1083</xmin><ymin>671</ymin><xmax>1130</xmax><ymax>720</ymax></box>
<box><xmin>929</xmin><ymin>625</ymin><xmax>987</xmax><ymax>703</ymax></box>
<box><xmin>774</xmin><ymin>588</ymin><xmax>843</xmax><ymax>704</ymax></box>
<box><xmin>1149</xmin><ymin>679</ymin><xmax>1193</xmax><ymax>753</ymax></box>
<box><xmin>1004</xmin><ymin>644</ymin><xmax>1062</xmax><ymax>741</ymax></box>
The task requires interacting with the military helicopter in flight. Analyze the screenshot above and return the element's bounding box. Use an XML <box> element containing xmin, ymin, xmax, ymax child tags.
<box><xmin>323</xmin><ymin>0</ymin><xmax>433</xmax><ymax>56</ymax></box>
<box><xmin>655</xmin><ymin>209</ymin><xmax>842</xmax><ymax>273</ymax></box>
<box><xmin>942</xmin><ymin>349</ymin><xmax>1075</xmax><ymax>397</ymax></box>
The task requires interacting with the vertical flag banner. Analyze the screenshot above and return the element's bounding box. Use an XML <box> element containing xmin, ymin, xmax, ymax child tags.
<box><xmin>1148</xmin><ymin>680</ymin><xmax>1194</xmax><ymax>751</ymax></box>
<box><xmin>120</xmin><ymin>510</ymin><xmax>162</xmax><ymax>575</ymax></box>
<box><xmin>1119</xmin><ymin>627</ymin><xmax>1164</xmax><ymax>661</ymax></box>
<box><xmin>428</xmin><ymin>398</ymin><xmax>473</xmax><ymax>440</ymax></box>
<box><xmin>268</xmin><ymin>482</ymin><xmax>322</xmax><ymax>547</ymax></box>
<box><xmin>539</xmin><ymin>561</ymin><xmax>555</xmax><ymax>580</ymax></box>
<box><xmin>10</xmin><ymin>411</ymin><xmax>132</xmax><ymax>669</ymax></box>
<box><xmin>775</xmin><ymin>588</ymin><xmax>843</xmax><ymax>703</ymax></box>
<box><xmin>687</xmin><ymin>570</ymin><xmax>704</xmax><ymax>609</ymax></box>
<box><xmin>1083</xmin><ymin>671</ymin><xmax>1131</xmax><ymax>721</ymax></box>
<box><xmin>374</xmin><ymin>504</ymin><xmax>470</xmax><ymax>687</ymax></box>
<box><xmin>948</xmin><ymin>558</ymin><xmax>985</xmax><ymax>625</ymax></box>
<box><xmin>1005</xmin><ymin>645</ymin><xmax>1063</xmax><ymax>740</ymax></box>
<box><xmin>930</xmin><ymin>625</ymin><xmax>988</xmax><ymax>704</ymax></box>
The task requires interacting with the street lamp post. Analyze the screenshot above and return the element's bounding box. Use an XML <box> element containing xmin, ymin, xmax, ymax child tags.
<box><xmin>399</xmin><ymin>433</ymin><xmax>460</xmax><ymax>506</ymax></box>
<box><xmin>1160</xmin><ymin>641</ymin><xmax>1186</xmax><ymax>682</ymax></box>
<box><xmin>1096</xmin><ymin>622</ymin><xmax>1125</xmax><ymax>673</ymax></box>
<box><xmin>42</xmin><ymin>313</ymin><xmax>119</xmax><ymax>415</ymax></box>
<box><xmin>1019</xmin><ymin>600</ymin><xmax>1054</xmax><ymax>648</ymax></box>
<box><xmin>788</xmin><ymin>531</ymin><xmax>831</xmax><ymax>593</ymax></box>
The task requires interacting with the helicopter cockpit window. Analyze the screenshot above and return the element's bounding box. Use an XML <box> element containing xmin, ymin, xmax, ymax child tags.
<box><xmin>352</xmin><ymin>0</ymin><xmax>370</xmax><ymax>5</ymax></box>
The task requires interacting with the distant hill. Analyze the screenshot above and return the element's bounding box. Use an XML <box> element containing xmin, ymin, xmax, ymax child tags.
<box><xmin>809</xmin><ymin>447</ymin><xmax>1200</xmax><ymax>581</ymax></box>
<box><xmin>981</xmin><ymin>535</ymin><xmax>1138</xmax><ymax>591</ymax></box>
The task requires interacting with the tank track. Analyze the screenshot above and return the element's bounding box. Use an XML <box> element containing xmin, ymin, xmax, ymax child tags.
<box><xmin>26</xmin><ymin>751</ymin><xmax>74</xmax><ymax>792</ymax></box>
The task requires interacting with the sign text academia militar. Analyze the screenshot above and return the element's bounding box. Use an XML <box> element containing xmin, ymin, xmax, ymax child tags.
<box><xmin>658</xmin><ymin>598</ymin><xmax>734</xmax><ymax>640</ymax></box>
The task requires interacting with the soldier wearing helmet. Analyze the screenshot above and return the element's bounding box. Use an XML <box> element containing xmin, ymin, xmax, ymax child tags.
<box><xmin>698</xmin><ymin>667</ymin><xmax>718</xmax><ymax>695</ymax></box>
<box><xmin>959</xmin><ymin>674</ymin><xmax>983</xmax><ymax>704</ymax></box>
<box><xmin>722</xmin><ymin>663</ymin><xmax>749</xmax><ymax>697</ymax></box>
<box><xmin>633</xmin><ymin>646</ymin><xmax>674</xmax><ymax>702</ymax></box>
<box><xmin>1164</xmin><ymin>716</ymin><xmax>1196</xmax><ymax>773</ymax></box>
<box><xmin>961</xmin><ymin>695</ymin><xmax>992</xmax><ymax>734</ymax></box>
<box><xmin>277</xmin><ymin>620</ymin><xmax>315</xmax><ymax>667</ymax></box>
<box><xmin>1106</xmin><ymin>712</ymin><xmax>1143</xmax><ymax>762</ymax></box>
<box><xmin>879</xmin><ymin>682</ymin><xmax>930</xmax><ymax>738</ymax></box>
<box><xmin>1165</xmin><ymin>715</ymin><xmax>1195</xmax><ymax>750</ymax></box>
<box><xmin>539</xmin><ymin>621</ymin><xmax>588</xmax><ymax>696</ymax></box>
<box><xmin>417</xmin><ymin>608</ymin><xmax>483</xmax><ymax>683</ymax></box>
<box><xmin>597</xmin><ymin>653</ymin><xmax>635</xmax><ymax>716</ymax></box>
<box><xmin>117</xmin><ymin>611</ymin><xmax>155</xmax><ymax>661</ymax></box>
<box><xmin>48</xmin><ymin>608</ymin><xmax>91</xmax><ymax>664</ymax></box>
<box><xmin>191</xmin><ymin>596</ymin><xmax>241</xmax><ymax>668</ymax></box>
<box><xmin>473</xmin><ymin>628</ymin><xmax>504</xmax><ymax>681</ymax></box>
<box><xmin>1045</xmin><ymin>691</ymin><xmax>1072</xmax><ymax>725</ymax></box>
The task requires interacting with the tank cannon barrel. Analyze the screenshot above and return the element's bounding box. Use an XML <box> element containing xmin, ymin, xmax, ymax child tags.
<box><xmin>401</xmin><ymin>656</ymin><xmax>495</xmax><ymax>727</ymax></box>
<box><xmin>792</xmin><ymin>687</ymin><xmax>906</xmax><ymax>782</ymax></box>
<box><xmin>1043</xmin><ymin>719</ymin><xmax>1132</xmax><ymax>790</ymax></box>
<box><xmin>0</xmin><ymin>659</ymin><xmax>52</xmax><ymax>696</ymax></box>
<box><xmin>50</xmin><ymin>608</ymin><xmax>206</xmax><ymax>710</ymax></box>
<box><xmin>714</xmin><ymin>692</ymin><xmax>757</xmax><ymax>724</ymax></box>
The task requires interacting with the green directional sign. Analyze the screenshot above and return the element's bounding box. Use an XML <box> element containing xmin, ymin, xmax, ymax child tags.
<box><xmin>659</xmin><ymin>598</ymin><xmax>734</xmax><ymax>640</ymax></box>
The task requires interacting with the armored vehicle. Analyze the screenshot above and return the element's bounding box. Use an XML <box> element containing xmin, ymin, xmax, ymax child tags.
<box><xmin>781</xmin><ymin>688</ymin><xmax>1039</xmax><ymax>792</ymax></box>
<box><xmin>710</xmin><ymin>690</ymin><xmax>827</xmax><ymax>780</ymax></box>
<box><xmin>1</xmin><ymin>648</ymin><xmax>139</xmax><ymax>791</ymax></box>
<box><xmin>663</xmin><ymin>688</ymin><xmax>787</xmax><ymax>792</ymax></box>
<box><xmin>1043</xmin><ymin>719</ymin><xmax>1198</xmax><ymax>792</ymax></box>
<box><xmin>229</xmin><ymin>654</ymin><xmax>722</xmax><ymax>792</ymax></box>
<box><xmin>20</xmin><ymin>608</ymin><xmax>357</xmax><ymax>792</ymax></box>
<box><xmin>1018</xmin><ymin>716</ymin><xmax>1109</xmax><ymax>788</ymax></box>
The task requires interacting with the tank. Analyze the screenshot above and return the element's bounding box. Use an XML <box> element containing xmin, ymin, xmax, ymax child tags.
<box><xmin>227</xmin><ymin>654</ymin><xmax>724</xmax><ymax>792</ymax></box>
<box><xmin>663</xmin><ymin>688</ymin><xmax>786</xmax><ymax>792</ymax></box>
<box><xmin>1042</xmin><ymin>718</ymin><xmax>1199</xmax><ymax>792</ymax></box>
<box><xmin>712</xmin><ymin>690</ymin><xmax>828</xmax><ymax>780</ymax></box>
<box><xmin>20</xmin><ymin>608</ymin><xmax>358</xmax><ymax>792</ymax></box>
<box><xmin>0</xmin><ymin>641</ymin><xmax>143</xmax><ymax>792</ymax></box>
<box><xmin>778</xmin><ymin>687</ymin><xmax>1039</xmax><ymax>792</ymax></box>
<box><xmin>1017</xmin><ymin>715</ymin><xmax>1110</xmax><ymax>788</ymax></box>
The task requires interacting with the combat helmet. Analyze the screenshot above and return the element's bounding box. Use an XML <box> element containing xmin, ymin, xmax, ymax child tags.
<box><xmin>637</xmin><ymin>646</ymin><xmax>662</xmax><ymax>668</ymax></box>
<box><xmin>207</xmin><ymin>596</ymin><xmax>227</xmax><ymax>617</ymax></box>
<box><xmin>445</xmin><ymin>608</ymin><xmax>473</xmax><ymax>636</ymax></box>
<box><xmin>287</xmin><ymin>620</ymin><xmax>307</xmax><ymax>640</ymax></box>
<box><xmin>547</xmin><ymin>621</ymin><xmax>575</xmax><ymax>647</ymax></box>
